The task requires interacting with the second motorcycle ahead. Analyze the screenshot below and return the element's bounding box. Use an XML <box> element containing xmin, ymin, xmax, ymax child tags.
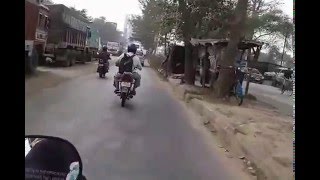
<box><xmin>97</xmin><ymin>58</ymin><xmax>109</xmax><ymax>78</ymax></box>
<box><xmin>96</xmin><ymin>46</ymin><xmax>111</xmax><ymax>78</ymax></box>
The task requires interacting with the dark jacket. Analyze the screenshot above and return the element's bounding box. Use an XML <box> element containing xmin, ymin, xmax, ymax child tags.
<box><xmin>25</xmin><ymin>139</ymin><xmax>80</xmax><ymax>178</ymax></box>
<box><xmin>98</xmin><ymin>51</ymin><xmax>110</xmax><ymax>64</ymax></box>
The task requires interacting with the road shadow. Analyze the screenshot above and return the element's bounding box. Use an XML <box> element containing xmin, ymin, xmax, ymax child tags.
<box><xmin>122</xmin><ymin>102</ymin><xmax>135</xmax><ymax>111</ymax></box>
<box><xmin>96</xmin><ymin>76</ymin><xmax>109</xmax><ymax>80</ymax></box>
<box><xmin>111</xmin><ymin>97</ymin><xmax>136</xmax><ymax>111</ymax></box>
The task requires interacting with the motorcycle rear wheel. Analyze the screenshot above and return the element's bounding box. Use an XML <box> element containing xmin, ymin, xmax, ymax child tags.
<box><xmin>121</xmin><ymin>93</ymin><xmax>126</xmax><ymax>107</ymax></box>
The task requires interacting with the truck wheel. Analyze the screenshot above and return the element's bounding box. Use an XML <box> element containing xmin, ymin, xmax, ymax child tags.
<box><xmin>62</xmin><ymin>60</ymin><xmax>70</xmax><ymax>67</ymax></box>
<box><xmin>26</xmin><ymin>48</ymin><xmax>39</xmax><ymax>74</ymax></box>
<box><xmin>65</xmin><ymin>49</ymin><xmax>74</xmax><ymax>67</ymax></box>
<box><xmin>71</xmin><ymin>58</ymin><xmax>76</xmax><ymax>66</ymax></box>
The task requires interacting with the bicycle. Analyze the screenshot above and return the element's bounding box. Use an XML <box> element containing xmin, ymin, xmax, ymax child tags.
<box><xmin>219</xmin><ymin>66</ymin><xmax>244</xmax><ymax>106</ymax></box>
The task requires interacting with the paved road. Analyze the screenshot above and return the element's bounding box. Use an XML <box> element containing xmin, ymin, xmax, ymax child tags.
<box><xmin>247</xmin><ymin>82</ymin><xmax>294</xmax><ymax>116</ymax></box>
<box><xmin>26</xmin><ymin>59</ymin><xmax>250</xmax><ymax>180</ymax></box>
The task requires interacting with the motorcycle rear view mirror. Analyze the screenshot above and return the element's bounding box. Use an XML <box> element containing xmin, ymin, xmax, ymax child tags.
<box><xmin>25</xmin><ymin>135</ymin><xmax>83</xmax><ymax>180</ymax></box>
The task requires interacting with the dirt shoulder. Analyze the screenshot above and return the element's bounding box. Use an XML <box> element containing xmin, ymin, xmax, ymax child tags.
<box><xmin>167</xmin><ymin>77</ymin><xmax>293</xmax><ymax>180</ymax></box>
<box><xmin>25</xmin><ymin>62</ymin><xmax>96</xmax><ymax>97</ymax></box>
<box><xmin>148</xmin><ymin>54</ymin><xmax>293</xmax><ymax>179</ymax></box>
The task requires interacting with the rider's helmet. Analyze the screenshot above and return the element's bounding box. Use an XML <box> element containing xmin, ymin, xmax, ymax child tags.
<box><xmin>127</xmin><ymin>44</ymin><xmax>137</xmax><ymax>54</ymax></box>
<box><xmin>102</xmin><ymin>45</ymin><xmax>108</xmax><ymax>51</ymax></box>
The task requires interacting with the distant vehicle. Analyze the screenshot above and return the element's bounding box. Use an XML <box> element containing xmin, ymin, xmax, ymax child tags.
<box><xmin>136</xmin><ymin>49</ymin><xmax>145</xmax><ymax>66</ymax></box>
<box><xmin>268</xmin><ymin>67</ymin><xmax>292</xmax><ymax>87</ymax></box>
<box><xmin>264</xmin><ymin>67</ymin><xmax>287</xmax><ymax>82</ymax></box>
<box><xmin>107</xmin><ymin>42</ymin><xmax>121</xmax><ymax>56</ymax></box>
<box><xmin>247</xmin><ymin>68</ymin><xmax>264</xmax><ymax>84</ymax></box>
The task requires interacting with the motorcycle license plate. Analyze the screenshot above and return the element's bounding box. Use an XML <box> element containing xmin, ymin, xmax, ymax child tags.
<box><xmin>98</xmin><ymin>64</ymin><xmax>104</xmax><ymax>66</ymax></box>
<box><xmin>121</xmin><ymin>87</ymin><xmax>128</xmax><ymax>92</ymax></box>
<box><xmin>121</xmin><ymin>82</ymin><xmax>131</xmax><ymax>87</ymax></box>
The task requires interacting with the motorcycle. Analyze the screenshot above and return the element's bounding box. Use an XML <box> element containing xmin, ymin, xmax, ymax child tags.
<box><xmin>97</xmin><ymin>59</ymin><xmax>109</xmax><ymax>78</ymax></box>
<box><xmin>25</xmin><ymin>135</ymin><xmax>87</xmax><ymax>180</ymax></box>
<box><xmin>116</xmin><ymin>72</ymin><xmax>135</xmax><ymax>107</ymax></box>
<box><xmin>97</xmin><ymin>55</ymin><xmax>111</xmax><ymax>78</ymax></box>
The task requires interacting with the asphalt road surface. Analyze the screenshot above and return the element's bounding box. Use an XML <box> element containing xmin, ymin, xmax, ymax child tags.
<box><xmin>26</xmin><ymin>58</ymin><xmax>251</xmax><ymax>180</ymax></box>
<box><xmin>247</xmin><ymin>81</ymin><xmax>293</xmax><ymax>116</ymax></box>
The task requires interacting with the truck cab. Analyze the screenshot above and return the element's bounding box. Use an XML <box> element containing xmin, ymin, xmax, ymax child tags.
<box><xmin>25</xmin><ymin>0</ymin><xmax>50</xmax><ymax>73</ymax></box>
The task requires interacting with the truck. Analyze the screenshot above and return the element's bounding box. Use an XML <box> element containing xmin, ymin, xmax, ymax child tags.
<box><xmin>106</xmin><ymin>41</ymin><xmax>121</xmax><ymax>56</ymax></box>
<box><xmin>25</xmin><ymin>0</ymin><xmax>50</xmax><ymax>73</ymax></box>
<box><xmin>87</xmin><ymin>28</ymin><xmax>101</xmax><ymax>60</ymax></box>
<box><xmin>43</xmin><ymin>4</ymin><xmax>92</xmax><ymax>66</ymax></box>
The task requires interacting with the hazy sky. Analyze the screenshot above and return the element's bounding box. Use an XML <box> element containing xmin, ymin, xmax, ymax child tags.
<box><xmin>52</xmin><ymin>0</ymin><xmax>293</xmax><ymax>31</ymax></box>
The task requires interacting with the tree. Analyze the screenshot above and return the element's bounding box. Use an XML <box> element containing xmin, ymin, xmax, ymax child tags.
<box><xmin>69</xmin><ymin>7</ymin><xmax>93</xmax><ymax>21</ymax></box>
<box><xmin>175</xmin><ymin>0</ymin><xmax>241</xmax><ymax>84</ymax></box>
<box><xmin>130</xmin><ymin>15</ymin><xmax>157</xmax><ymax>50</ymax></box>
<box><xmin>277</xmin><ymin>16</ymin><xmax>293</xmax><ymax>65</ymax></box>
<box><xmin>244</xmin><ymin>0</ymin><xmax>294</xmax><ymax>60</ymax></box>
<box><xmin>91</xmin><ymin>17</ymin><xmax>122</xmax><ymax>43</ymax></box>
<box><xmin>267</xmin><ymin>45</ymin><xmax>281</xmax><ymax>63</ymax></box>
<box><xmin>213</xmin><ymin>0</ymin><xmax>249</xmax><ymax>98</ymax></box>
<box><xmin>131</xmin><ymin>0</ymin><xmax>293</xmax><ymax>93</ymax></box>
<box><xmin>43</xmin><ymin>0</ymin><xmax>54</xmax><ymax>5</ymax></box>
<box><xmin>130</xmin><ymin>0</ymin><xmax>179</xmax><ymax>51</ymax></box>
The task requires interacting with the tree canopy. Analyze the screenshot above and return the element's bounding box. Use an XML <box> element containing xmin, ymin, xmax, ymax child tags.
<box><xmin>91</xmin><ymin>17</ymin><xmax>122</xmax><ymax>44</ymax></box>
<box><xmin>130</xmin><ymin>0</ymin><xmax>294</xmax><ymax>96</ymax></box>
<box><xmin>67</xmin><ymin>7</ymin><xmax>123</xmax><ymax>44</ymax></box>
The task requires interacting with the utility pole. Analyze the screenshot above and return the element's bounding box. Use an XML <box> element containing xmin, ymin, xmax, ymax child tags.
<box><xmin>281</xmin><ymin>32</ymin><xmax>288</xmax><ymax>66</ymax></box>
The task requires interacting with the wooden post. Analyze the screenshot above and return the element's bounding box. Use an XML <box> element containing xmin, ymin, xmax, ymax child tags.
<box><xmin>165</xmin><ymin>46</ymin><xmax>172</xmax><ymax>78</ymax></box>
<box><xmin>245</xmin><ymin>70</ymin><xmax>251</xmax><ymax>95</ymax></box>
<box><xmin>245</xmin><ymin>48</ymin><xmax>251</xmax><ymax>96</ymax></box>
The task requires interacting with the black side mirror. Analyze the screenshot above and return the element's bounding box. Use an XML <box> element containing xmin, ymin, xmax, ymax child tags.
<box><xmin>25</xmin><ymin>135</ymin><xmax>83</xmax><ymax>180</ymax></box>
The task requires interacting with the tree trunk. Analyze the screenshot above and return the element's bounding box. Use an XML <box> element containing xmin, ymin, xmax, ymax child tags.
<box><xmin>164</xmin><ymin>33</ymin><xmax>168</xmax><ymax>56</ymax></box>
<box><xmin>213</xmin><ymin>0</ymin><xmax>249</xmax><ymax>98</ymax></box>
<box><xmin>245</xmin><ymin>71</ymin><xmax>251</xmax><ymax>95</ymax></box>
<box><xmin>178</xmin><ymin>0</ymin><xmax>195</xmax><ymax>85</ymax></box>
<box><xmin>247</xmin><ymin>0</ymin><xmax>260</xmax><ymax>39</ymax></box>
<box><xmin>281</xmin><ymin>33</ymin><xmax>288</xmax><ymax>66</ymax></box>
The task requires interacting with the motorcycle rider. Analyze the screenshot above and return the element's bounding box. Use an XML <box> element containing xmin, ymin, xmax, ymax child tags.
<box><xmin>114</xmin><ymin>44</ymin><xmax>142</xmax><ymax>95</ymax></box>
<box><xmin>96</xmin><ymin>46</ymin><xmax>110</xmax><ymax>73</ymax></box>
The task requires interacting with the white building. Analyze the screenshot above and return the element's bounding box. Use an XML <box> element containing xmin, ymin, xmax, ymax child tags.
<box><xmin>124</xmin><ymin>14</ymin><xmax>133</xmax><ymax>45</ymax></box>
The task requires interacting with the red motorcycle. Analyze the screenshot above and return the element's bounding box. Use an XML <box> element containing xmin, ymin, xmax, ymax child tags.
<box><xmin>116</xmin><ymin>72</ymin><xmax>135</xmax><ymax>107</ymax></box>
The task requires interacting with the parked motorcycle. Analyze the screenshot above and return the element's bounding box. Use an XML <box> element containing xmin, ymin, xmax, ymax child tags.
<box><xmin>25</xmin><ymin>135</ymin><xmax>87</xmax><ymax>180</ymax></box>
<box><xmin>97</xmin><ymin>59</ymin><xmax>109</xmax><ymax>78</ymax></box>
<box><xmin>116</xmin><ymin>72</ymin><xmax>135</xmax><ymax>107</ymax></box>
